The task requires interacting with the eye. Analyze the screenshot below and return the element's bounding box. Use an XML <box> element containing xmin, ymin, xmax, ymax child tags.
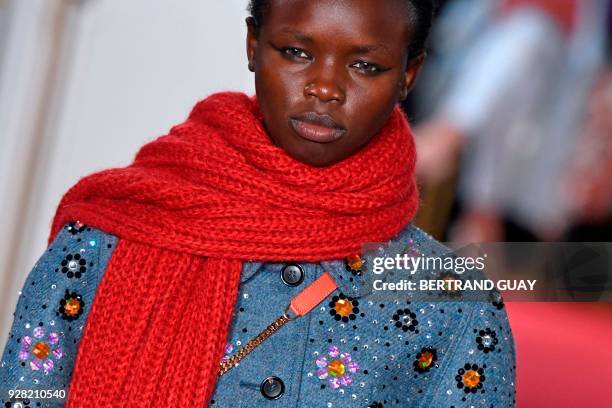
<box><xmin>350</xmin><ymin>60</ymin><xmax>387</xmax><ymax>75</ymax></box>
<box><xmin>280</xmin><ymin>47</ymin><xmax>310</xmax><ymax>60</ymax></box>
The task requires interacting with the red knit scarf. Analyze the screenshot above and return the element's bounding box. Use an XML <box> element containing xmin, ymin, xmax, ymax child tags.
<box><xmin>48</xmin><ymin>92</ymin><xmax>419</xmax><ymax>406</ymax></box>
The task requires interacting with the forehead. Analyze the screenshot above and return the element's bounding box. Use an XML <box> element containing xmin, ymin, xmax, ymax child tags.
<box><xmin>262</xmin><ymin>0</ymin><xmax>413</xmax><ymax>51</ymax></box>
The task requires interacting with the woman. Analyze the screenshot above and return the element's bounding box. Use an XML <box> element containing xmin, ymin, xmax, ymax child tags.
<box><xmin>0</xmin><ymin>1</ymin><xmax>516</xmax><ymax>406</ymax></box>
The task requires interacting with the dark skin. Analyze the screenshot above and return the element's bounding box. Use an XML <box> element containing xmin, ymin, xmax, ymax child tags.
<box><xmin>246</xmin><ymin>0</ymin><xmax>425</xmax><ymax>167</ymax></box>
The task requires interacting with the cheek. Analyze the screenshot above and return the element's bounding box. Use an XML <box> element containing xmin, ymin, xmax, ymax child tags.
<box><xmin>257</xmin><ymin>52</ymin><xmax>303</xmax><ymax>102</ymax></box>
<box><xmin>254</xmin><ymin>68</ymin><xmax>306</xmax><ymax>151</ymax></box>
<box><xmin>345</xmin><ymin>78</ymin><xmax>401</xmax><ymax>141</ymax></box>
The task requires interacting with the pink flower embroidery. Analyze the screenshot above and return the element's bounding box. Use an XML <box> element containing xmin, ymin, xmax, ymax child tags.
<box><xmin>315</xmin><ymin>345</ymin><xmax>359</xmax><ymax>389</ymax></box>
<box><xmin>18</xmin><ymin>327</ymin><xmax>62</xmax><ymax>373</ymax></box>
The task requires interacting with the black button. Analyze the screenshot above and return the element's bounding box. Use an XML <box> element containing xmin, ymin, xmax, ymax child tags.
<box><xmin>260</xmin><ymin>376</ymin><xmax>285</xmax><ymax>400</ymax></box>
<box><xmin>281</xmin><ymin>263</ymin><xmax>305</xmax><ymax>286</ymax></box>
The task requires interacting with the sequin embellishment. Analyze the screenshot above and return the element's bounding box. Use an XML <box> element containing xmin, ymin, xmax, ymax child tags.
<box><xmin>456</xmin><ymin>363</ymin><xmax>486</xmax><ymax>393</ymax></box>
<box><xmin>413</xmin><ymin>347</ymin><xmax>437</xmax><ymax>373</ymax></box>
<box><xmin>438</xmin><ymin>272</ymin><xmax>463</xmax><ymax>298</ymax></box>
<box><xmin>476</xmin><ymin>328</ymin><xmax>498</xmax><ymax>353</ymax></box>
<box><xmin>316</xmin><ymin>345</ymin><xmax>359</xmax><ymax>389</ymax></box>
<box><xmin>59</xmin><ymin>253</ymin><xmax>87</xmax><ymax>279</ymax></box>
<box><xmin>66</xmin><ymin>221</ymin><xmax>86</xmax><ymax>235</ymax></box>
<box><xmin>329</xmin><ymin>293</ymin><xmax>360</xmax><ymax>322</ymax></box>
<box><xmin>18</xmin><ymin>327</ymin><xmax>62</xmax><ymax>373</ymax></box>
<box><xmin>392</xmin><ymin>308</ymin><xmax>419</xmax><ymax>333</ymax></box>
<box><xmin>220</xmin><ymin>342</ymin><xmax>233</xmax><ymax>363</ymax></box>
<box><xmin>345</xmin><ymin>254</ymin><xmax>365</xmax><ymax>276</ymax></box>
<box><xmin>490</xmin><ymin>290</ymin><xmax>505</xmax><ymax>310</ymax></box>
<box><xmin>58</xmin><ymin>290</ymin><xmax>84</xmax><ymax>321</ymax></box>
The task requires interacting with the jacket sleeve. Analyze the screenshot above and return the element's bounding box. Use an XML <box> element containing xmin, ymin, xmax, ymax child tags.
<box><xmin>422</xmin><ymin>297</ymin><xmax>517</xmax><ymax>408</ymax></box>
<box><xmin>0</xmin><ymin>223</ymin><xmax>117</xmax><ymax>407</ymax></box>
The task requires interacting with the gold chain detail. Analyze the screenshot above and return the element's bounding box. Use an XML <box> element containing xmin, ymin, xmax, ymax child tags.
<box><xmin>218</xmin><ymin>313</ymin><xmax>292</xmax><ymax>377</ymax></box>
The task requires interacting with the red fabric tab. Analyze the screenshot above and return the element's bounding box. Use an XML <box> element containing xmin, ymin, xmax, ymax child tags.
<box><xmin>289</xmin><ymin>272</ymin><xmax>338</xmax><ymax>316</ymax></box>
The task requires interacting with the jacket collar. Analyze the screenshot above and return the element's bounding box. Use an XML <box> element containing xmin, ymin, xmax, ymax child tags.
<box><xmin>240</xmin><ymin>261</ymin><xmax>264</xmax><ymax>282</ymax></box>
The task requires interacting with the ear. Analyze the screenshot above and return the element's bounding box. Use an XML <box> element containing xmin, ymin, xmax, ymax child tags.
<box><xmin>246</xmin><ymin>17</ymin><xmax>259</xmax><ymax>72</ymax></box>
<box><xmin>399</xmin><ymin>52</ymin><xmax>426</xmax><ymax>101</ymax></box>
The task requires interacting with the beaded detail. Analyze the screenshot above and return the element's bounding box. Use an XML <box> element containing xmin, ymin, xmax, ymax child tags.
<box><xmin>58</xmin><ymin>290</ymin><xmax>84</xmax><ymax>321</ymax></box>
<box><xmin>18</xmin><ymin>327</ymin><xmax>62</xmax><ymax>373</ymax></box>
<box><xmin>316</xmin><ymin>346</ymin><xmax>359</xmax><ymax>389</ymax></box>
<box><xmin>329</xmin><ymin>294</ymin><xmax>362</xmax><ymax>322</ymax></box>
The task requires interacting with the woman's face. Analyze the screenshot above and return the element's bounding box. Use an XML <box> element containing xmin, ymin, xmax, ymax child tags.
<box><xmin>247</xmin><ymin>0</ymin><xmax>424</xmax><ymax>167</ymax></box>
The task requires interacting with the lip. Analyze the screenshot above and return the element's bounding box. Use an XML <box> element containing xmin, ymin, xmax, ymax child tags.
<box><xmin>289</xmin><ymin>112</ymin><xmax>347</xmax><ymax>143</ymax></box>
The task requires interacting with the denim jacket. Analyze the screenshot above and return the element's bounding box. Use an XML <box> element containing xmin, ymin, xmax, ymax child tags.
<box><xmin>1</xmin><ymin>222</ymin><xmax>516</xmax><ymax>407</ymax></box>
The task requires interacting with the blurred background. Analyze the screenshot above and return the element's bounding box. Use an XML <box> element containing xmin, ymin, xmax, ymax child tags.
<box><xmin>406</xmin><ymin>0</ymin><xmax>612</xmax><ymax>245</ymax></box>
<box><xmin>403</xmin><ymin>0</ymin><xmax>612</xmax><ymax>406</ymax></box>
<box><xmin>0</xmin><ymin>0</ymin><xmax>611</xmax><ymax>406</ymax></box>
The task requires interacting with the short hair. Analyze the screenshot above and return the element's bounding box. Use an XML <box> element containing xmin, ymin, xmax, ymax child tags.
<box><xmin>247</xmin><ymin>0</ymin><xmax>436</xmax><ymax>60</ymax></box>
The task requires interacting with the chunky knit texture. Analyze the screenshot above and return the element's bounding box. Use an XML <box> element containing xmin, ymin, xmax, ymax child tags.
<box><xmin>48</xmin><ymin>92</ymin><xmax>419</xmax><ymax>406</ymax></box>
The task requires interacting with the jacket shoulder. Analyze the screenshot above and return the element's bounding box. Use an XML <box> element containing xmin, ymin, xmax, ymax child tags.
<box><xmin>362</xmin><ymin>224</ymin><xmax>517</xmax><ymax>407</ymax></box>
<box><xmin>0</xmin><ymin>223</ymin><xmax>117</xmax><ymax>406</ymax></box>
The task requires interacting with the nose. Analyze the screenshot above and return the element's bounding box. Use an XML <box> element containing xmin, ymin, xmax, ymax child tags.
<box><xmin>304</xmin><ymin>61</ymin><xmax>346</xmax><ymax>104</ymax></box>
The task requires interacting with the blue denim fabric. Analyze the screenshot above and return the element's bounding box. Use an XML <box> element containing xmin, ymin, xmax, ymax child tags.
<box><xmin>1</xmin><ymin>223</ymin><xmax>516</xmax><ymax>407</ymax></box>
<box><xmin>0</xmin><ymin>223</ymin><xmax>118</xmax><ymax>408</ymax></box>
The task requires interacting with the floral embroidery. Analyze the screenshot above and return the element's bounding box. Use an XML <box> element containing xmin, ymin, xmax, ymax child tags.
<box><xmin>476</xmin><ymin>328</ymin><xmax>498</xmax><ymax>353</ymax></box>
<box><xmin>66</xmin><ymin>221</ymin><xmax>86</xmax><ymax>235</ymax></box>
<box><xmin>316</xmin><ymin>345</ymin><xmax>359</xmax><ymax>389</ymax></box>
<box><xmin>392</xmin><ymin>307</ymin><xmax>419</xmax><ymax>333</ymax></box>
<box><xmin>456</xmin><ymin>363</ymin><xmax>486</xmax><ymax>394</ymax></box>
<box><xmin>413</xmin><ymin>347</ymin><xmax>437</xmax><ymax>373</ymax></box>
<box><xmin>345</xmin><ymin>254</ymin><xmax>365</xmax><ymax>276</ymax></box>
<box><xmin>60</xmin><ymin>253</ymin><xmax>87</xmax><ymax>279</ymax></box>
<box><xmin>329</xmin><ymin>293</ymin><xmax>360</xmax><ymax>322</ymax></box>
<box><xmin>58</xmin><ymin>290</ymin><xmax>84</xmax><ymax>321</ymax></box>
<box><xmin>437</xmin><ymin>271</ymin><xmax>463</xmax><ymax>298</ymax></box>
<box><xmin>18</xmin><ymin>327</ymin><xmax>62</xmax><ymax>373</ymax></box>
<box><xmin>490</xmin><ymin>290</ymin><xmax>505</xmax><ymax>310</ymax></box>
<box><xmin>402</xmin><ymin>238</ymin><xmax>422</xmax><ymax>257</ymax></box>
<box><xmin>4</xmin><ymin>399</ymin><xmax>32</xmax><ymax>408</ymax></box>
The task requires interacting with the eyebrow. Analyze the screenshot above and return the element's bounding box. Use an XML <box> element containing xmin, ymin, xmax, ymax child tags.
<box><xmin>278</xmin><ymin>28</ymin><xmax>393</xmax><ymax>57</ymax></box>
<box><xmin>349</xmin><ymin>44</ymin><xmax>392</xmax><ymax>57</ymax></box>
<box><xmin>279</xmin><ymin>28</ymin><xmax>313</xmax><ymax>43</ymax></box>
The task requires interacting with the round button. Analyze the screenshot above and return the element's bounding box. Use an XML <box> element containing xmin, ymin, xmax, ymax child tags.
<box><xmin>281</xmin><ymin>263</ymin><xmax>305</xmax><ymax>286</ymax></box>
<box><xmin>260</xmin><ymin>376</ymin><xmax>285</xmax><ymax>400</ymax></box>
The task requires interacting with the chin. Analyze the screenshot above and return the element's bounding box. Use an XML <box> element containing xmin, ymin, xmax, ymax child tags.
<box><xmin>291</xmin><ymin>153</ymin><xmax>332</xmax><ymax>168</ymax></box>
<box><xmin>289</xmin><ymin>144</ymin><xmax>338</xmax><ymax>168</ymax></box>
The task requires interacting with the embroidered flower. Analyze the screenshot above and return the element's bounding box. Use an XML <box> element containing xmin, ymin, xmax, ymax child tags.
<box><xmin>329</xmin><ymin>293</ymin><xmax>360</xmax><ymax>322</ymax></box>
<box><xmin>402</xmin><ymin>238</ymin><xmax>422</xmax><ymax>258</ymax></box>
<box><xmin>490</xmin><ymin>290</ymin><xmax>505</xmax><ymax>310</ymax></box>
<box><xmin>437</xmin><ymin>271</ymin><xmax>463</xmax><ymax>298</ymax></box>
<box><xmin>18</xmin><ymin>327</ymin><xmax>62</xmax><ymax>373</ymax></box>
<box><xmin>4</xmin><ymin>398</ymin><xmax>31</xmax><ymax>408</ymax></box>
<box><xmin>315</xmin><ymin>345</ymin><xmax>359</xmax><ymax>389</ymax></box>
<box><xmin>392</xmin><ymin>308</ymin><xmax>419</xmax><ymax>333</ymax></box>
<box><xmin>66</xmin><ymin>221</ymin><xmax>86</xmax><ymax>235</ymax></box>
<box><xmin>345</xmin><ymin>254</ymin><xmax>365</xmax><ymax>276</ymax></box>
<box><xmin>456</xmin><ymin>363</ymin><xmax>486</xmax><ymax>394</ymax></box>
<box><xmin>476</xmin><ymin>328</ymin><xmax>498</xmax><ymax>353</ymax></box>
<box><xmin>60</xmin><ymin>253</ymin><xmax>87</xmax><ymax>279</ymax></box>
<box><xmin>58</xmin><ymin>290</ymin><xmax>84</xmax><ymax>321</ymax></box>
<box><xmin>413</xmin><ymin>347</ymin><xmax>438</xmax><ymax>373</ymax></box>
